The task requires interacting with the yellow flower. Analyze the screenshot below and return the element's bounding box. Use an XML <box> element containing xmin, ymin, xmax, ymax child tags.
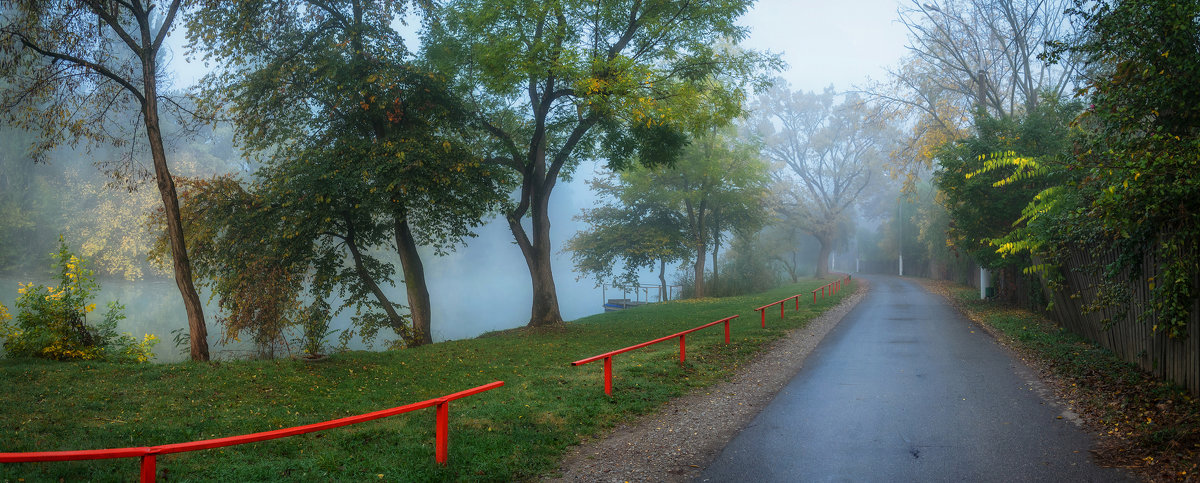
<box><xmin>85</xmin><ymin>303</ymin><xmax>96</xmax><ymax>313</ymax></box>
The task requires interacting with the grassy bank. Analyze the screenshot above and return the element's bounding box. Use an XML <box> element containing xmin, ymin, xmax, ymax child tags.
<box><xmin>924</xmin><ymin>280</ymin><xmax>1200</xmax><ymax>481</ymax></box>
<box><xmin>0</xmin><ymin>279</ymin><xmax>854</xmax><ymax>482</ymax></box>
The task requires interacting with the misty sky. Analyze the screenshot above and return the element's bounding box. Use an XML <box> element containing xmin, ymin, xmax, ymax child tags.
<box><xmin>741</xmin><ymin>0</ymin><xmax>909</xmax><ymax>93</ymax></box>
<box><xmin>167</xmin><ymin>1</ymin><xmax>911</xmax><ymax>94</ymax></box>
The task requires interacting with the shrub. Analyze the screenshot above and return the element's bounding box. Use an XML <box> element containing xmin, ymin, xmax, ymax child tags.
<box><xmin>0</xmin><ymin>237</ymin><xmax>156</xmax><ymax>362</ymax></box>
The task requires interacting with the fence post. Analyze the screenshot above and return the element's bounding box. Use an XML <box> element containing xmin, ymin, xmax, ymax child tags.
<box><xmin>603</xmin><ymin>357</ymin><xmax>613</xmax><ymax>396</ymax></box>
<box><xmin>795</xmin><ymin>295</ymin><xmax>799</xmax><ymax>311</ymax></box>
<box><xmin>679</xmin><ymin>334</ymin><xmax>687</xmax><ymax>363</ymax></box>
<box><xmin>779</xmin><ymin>301</ymin><xmax>785</xmax><ymax>319</ymax></box>
<box><xmin>435</xmin><ymin>401</ymin><xmax>449</xmax><ymax>465</ymax></box>
<box><xmin>140</xmin><ymin>455</ymin><xmax>156</xmax><ymax>483</ymax></box>
<box><xmin>723</xmin><ymin>319</ymin><xmax>730</xmax><ymax>344</ymax></box>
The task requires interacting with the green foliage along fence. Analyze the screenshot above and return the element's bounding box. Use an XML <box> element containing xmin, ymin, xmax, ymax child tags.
<box><xmin>1044</xmin><ymin>247</ymin><xmax>1200</xmax><ymax>396</ymax></box>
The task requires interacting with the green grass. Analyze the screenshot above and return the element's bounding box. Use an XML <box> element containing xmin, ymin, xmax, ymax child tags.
<box><xmin>0</xmin><ymin>279</ymin><xmax>855</xmax><ymax>482</ymax></box>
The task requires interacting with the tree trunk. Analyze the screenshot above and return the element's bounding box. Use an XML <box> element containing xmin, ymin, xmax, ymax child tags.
<box><xmin>711</xmin><ymin>210</ymin><xmax>720</xmax><ymax>297</ymax></box>
<box><xmin>510</xmin><ymin>209</ymin><xmax>563</xmax><ymax>327</ymax></box>
<box><xmin>394</xmin><ymin>211</ymin><xmax>432</xmax><ymax>346</ymax></box>
<box><xmin>782</xmin><ymin>251</ymin><xmax>800</xmax><ymax>283</ymax></box>
<box><xmin>693</xmin><ymin>240</ymin><xmax>707</xmax><ymax>298</ymax></box>
<box><xmin>814</xmin><ymin>232</ymin><xmax>832</xmax><ymax>279</ymax></box>
<box><xmin>344</xmin><ymin>224</ymin><xmax>409</xmax><ymax>341</ymax></box>
<box><xmin>508</xmin><ymin>169</ymin><xmax>563</xmax><ymax>327</ymax></box>
<box><xmin>711</xmin><ymin>240</ymin><xmax>720</xmax><ymax>297</ymax></box>
<box><xmin>658</xmin><ymin>258</ymin><xmax>668</xmax><ymax>302</ymax></box>
<box><xmin>141</xmin><ymin>47</ymin><xmax>209</xmax><ymax>361</ymax></box>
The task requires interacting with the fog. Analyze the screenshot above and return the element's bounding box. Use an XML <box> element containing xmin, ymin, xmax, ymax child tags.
<box><xmin>1</xmin><ymin>0</ymin><xmax>918</xmax><ymax>361</ymax></box>
<box><xmin>0</xmin><ymin>152</ymin><xmax>658</xmax><ymax>361</ymax></box>
<box><xmin>420</xmin><ymin>160</ymin><xmax>613</xmax><ymax>342</ymax></box>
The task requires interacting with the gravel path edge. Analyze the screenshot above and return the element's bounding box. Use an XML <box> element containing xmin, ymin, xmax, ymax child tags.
<box><xmin>544</xmin><ymin>279</ymin><xmax>871</xmax><ymax>482</ymax></box>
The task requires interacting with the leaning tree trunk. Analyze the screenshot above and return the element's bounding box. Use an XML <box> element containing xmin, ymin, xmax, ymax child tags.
<box><xmin>344</xmin><ymin>223</ymin><xmax>410</xmax><ymax>342</ymax></box>
<box><xmin>141</xmin><ymin>53</ymin><xmax>209</xmax><ymax>361</ymax></box>
<box><xmin>394</xmin><ymin>212</ymin><xmax>432</xmax><ymax>346</ymax></box>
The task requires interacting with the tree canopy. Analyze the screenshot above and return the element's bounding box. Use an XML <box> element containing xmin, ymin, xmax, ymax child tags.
<box><xmin>180</xmin><ymin>0</ymin><xmax>511</xmax><ymax>348</ymax></box>
<box><xmin>755</xmin><ymin>85</ymin><xmax>890</xmax><ymax>278</ymax></box>
<box><xmin>424</xmin><ymin>0</ymin><xmax>778</xmax><ymax>325</ymax></box>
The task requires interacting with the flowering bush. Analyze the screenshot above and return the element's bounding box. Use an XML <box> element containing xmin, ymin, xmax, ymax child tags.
<box><xmin>0</xmin><ymin>237</ymin><xmax>156</xmax><ymax>362</ymax></box>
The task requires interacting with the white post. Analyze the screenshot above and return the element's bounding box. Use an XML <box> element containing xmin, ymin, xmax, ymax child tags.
<box><xmin>898</xmin><ymin>199</ymin><xmax>904</xmax><ymax>277</ymax></box>
<box><xmin>980</xmin><ymin>267</ymin><xmax>989</xmax><ymax>299</ymax></box>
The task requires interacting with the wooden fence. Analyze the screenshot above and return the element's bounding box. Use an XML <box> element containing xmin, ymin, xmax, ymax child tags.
<box><xmin>1042</xmin><ymin>248</ymin><xmax>1200</xmax><ymax>396</ymax></box>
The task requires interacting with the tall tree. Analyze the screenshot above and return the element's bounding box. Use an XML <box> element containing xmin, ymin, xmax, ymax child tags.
<box><xmin>185</xmin><ymin>0</ymin><xmax>509</xmax><ymax>346</ymax></box>
<box><xmin>425</xmin><ymin>0</ymin><xmax>774</xmax><ymax>325</ymax></box>
<box><xmin>606</xmin><ymin>126</ymin><xmax>769</xmax><ymax>298</ymax></box>
<box><xmin>872</xmin><ymin>0</ymin><xmax>1080</xmax><ymax>186</ymax></box>
<box><xmin>566</xmin><ymin>171</ymin><xmax>690</xmax><ymax>301</ymax></box>
<box><xmin>0</xmin><ymin>0</ymin><xmax>211</xmax><ymax>360</ymax></box>
<box><xmin>756</xmin><ymin>86</ymin><xmax>889</xmax><ymax>278</ymax></box>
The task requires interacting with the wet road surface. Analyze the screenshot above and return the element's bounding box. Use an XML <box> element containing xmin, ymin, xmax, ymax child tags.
<box><xmin>699</xmin><ymin>275</ymin><xmax>1132</xmax><ymax>482</ymax></box>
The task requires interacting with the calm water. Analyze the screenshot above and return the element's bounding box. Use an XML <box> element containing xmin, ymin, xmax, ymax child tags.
<box><xmin>0</xmin><ymin>165</ymin><xmax>635</xmax><ymax>362</ymax></box>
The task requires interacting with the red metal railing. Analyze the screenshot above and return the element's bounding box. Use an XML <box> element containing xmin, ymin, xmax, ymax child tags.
<box><xmin>572</xmin><ymin>315</ymin><xmax>739</xmax><ymax>396</ymax></box>
<box><xmin>755</xmin><ymin>276</ymin><xmax>853</xmax><ymax>326</ymax></box>
<box><xmin>812</xmin><ymin>275</ymin><xmax>850</xmax><ymax>303</ymax></box>
<box><xmin>753</xmin><ymin>294</ymin><xmax>802</xmax><ymax>328</ymax></box>
<box><xmin>0</xmin><ymin>381</ymin><xmax>504</xmax><ymax>482</ymax></box>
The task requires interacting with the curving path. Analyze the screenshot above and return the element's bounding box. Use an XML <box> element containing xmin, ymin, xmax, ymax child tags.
<box><xmin>699</xmin><ymin>275</ymin><xmax>1133</xmax><ymax>482</ymax></box>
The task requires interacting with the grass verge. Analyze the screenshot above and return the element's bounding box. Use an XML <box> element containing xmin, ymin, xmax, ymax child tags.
<box><xmin>922</xmin><ymin>279</ymin><xmax>1200</xmax><ymax>482</ymax></box>
<box><xmin>1</xmin><ymin>279</ymin><xmax>854</xmax><ymax>482</ymax></box>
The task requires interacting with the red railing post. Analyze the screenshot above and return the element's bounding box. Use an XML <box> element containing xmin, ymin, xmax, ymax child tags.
<box><xmin>795</xmin><ymin>295</ymin><xmax>799</xmax><ymax>311</ymax></box>
<box><xmin>779</xmin><ymin>301</ymin><xmax>785</xmax><ymax>319</ymax></box>
<box><xmin>812</xmin><ymin>290</ymin><xmax>816</xmax><ymax>303</ymax></box>
<box><xmin>140</xmin><ymin>455</ymin><xmax>156</xmax><ymax>483</ymax></box>
<box><xmin>603</xmin><ymin>357</ymin><xmax>613</xmax><ymax>396</ymax></box>
<box><xmin>679</xmin><ymin>334</ymin><xmax>686</xmax><ymax>363</ymax></box>
<box><xmin>759</xmin><ymin>308</ymin><xmax>765</xmax><ymax>327</ymax></box>
<box><xmin>435</xmin><ymin>401</ymin><xmax>449</xmax><ymax>465</ymax></box>
<box><xmin>723</xmin><ymin>319</ymin><xmax>730</xmax><ymax>344</ymax></box>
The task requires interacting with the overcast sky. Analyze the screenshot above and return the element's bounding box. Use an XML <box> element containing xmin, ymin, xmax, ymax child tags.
<box><xmin>740</xmin><ymin>0</ymin><xmax>910</xmax><ymax>93</ymax></box>
<box><xmin>168</xmin><ymin>1</ymin><xmax>912</xmax><ymax>96</ymax></box>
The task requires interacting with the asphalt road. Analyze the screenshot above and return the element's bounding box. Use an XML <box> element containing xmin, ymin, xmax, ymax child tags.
<box><xmin>699</xmin><ymin>275</ymin><xmax>1133</xmax><ymax>482</ymax></box>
